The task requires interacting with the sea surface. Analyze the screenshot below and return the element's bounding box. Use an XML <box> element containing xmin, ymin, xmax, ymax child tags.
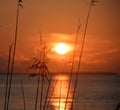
<box><xmin>0</xmin><ymin>73</ymin><xmax>120</xmax><ymax>110</ymax></box>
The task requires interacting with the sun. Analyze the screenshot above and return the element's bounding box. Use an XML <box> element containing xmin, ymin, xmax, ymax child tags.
<box><xmin>55</xmin><ymin>43</ymin><xmax>68</xmax><ymax>55</ymax></box>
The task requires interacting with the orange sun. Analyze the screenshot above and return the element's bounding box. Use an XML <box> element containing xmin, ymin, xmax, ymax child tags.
<box><xmin>55</xmin><ymin>43</ymin><xmax>68</xmax><ymax>55</ymax></box>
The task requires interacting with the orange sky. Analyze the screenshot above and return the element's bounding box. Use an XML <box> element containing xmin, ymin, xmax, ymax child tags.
<box><xmin>0</xmin><ymin>0</ymin><xmax>120</xmax><ymax>73</ymax></box>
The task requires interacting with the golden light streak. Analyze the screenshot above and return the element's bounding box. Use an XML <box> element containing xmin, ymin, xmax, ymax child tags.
<box><xmin>50</xmin><ymin>74</ymin><xmax>72</xmax><ymax>110</ymax></box>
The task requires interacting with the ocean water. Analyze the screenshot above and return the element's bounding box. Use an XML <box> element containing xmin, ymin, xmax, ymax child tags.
<box><xmin>0</xmin><ymin>73</ymin><xmax>120</xmax><ymax>110</ymax></box>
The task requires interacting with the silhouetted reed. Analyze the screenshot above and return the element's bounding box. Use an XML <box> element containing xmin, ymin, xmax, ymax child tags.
<box><xmin>28</xmin><ymin>32</ymin><xmax>51</xmax><ymax>110</ymax></box>
<box><xmin>45</xmin><ymin>76</ymin><xmax>58</xmax><ymax>110</ymax></box>
<box><xmin>71</xmin><ymin>0</ymin><xmax>97</xmax><ymax>110</ymax></box>
<box><xmin>64</xmin><ymin>19</ymin><xmax>81</xmax><ymax>110</ymax></box>
<box><xmin>29</xmin><ymin>58</ymin><xmax>51</xmax><ymax>110</ymax></box>
<box><xmin>28</xmin><ymin>55</ymin><xmax>51</xmax><ymax>110</ymax></box>
<box><xmin>4</xmin><ymin>44</ymin><xmax>13</xmax><ymax>110</ymax></box>
<box><xmin>5</xmin><ymin>1</ymin><xmax>23</xmax><ymax>110</ymax></box>
<box><xmin>21</xmin><ymin>80</ymin><xmax>26</xmax><ymax>110</ymax></box>
<box><xmin>43</xmin><ymin>73</ymin><xmax>52</xmax><ymax>110</ymax></box>
<box><xmin>59</xmin><ymin>79</ymin><xmax>62</xmax><ymax>110</ymax></box>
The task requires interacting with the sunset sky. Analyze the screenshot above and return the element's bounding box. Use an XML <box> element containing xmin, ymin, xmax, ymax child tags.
<box><xmin>0</xmin><ymin>0</ymin><xmax>120</xmax><ymax>73</ymax></box>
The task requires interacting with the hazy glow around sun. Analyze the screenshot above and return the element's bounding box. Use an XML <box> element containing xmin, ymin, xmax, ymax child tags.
<box><xmin>55</xmin><ymin>43</ymin><xmax>68</xmax><ymax>55</ymax></box>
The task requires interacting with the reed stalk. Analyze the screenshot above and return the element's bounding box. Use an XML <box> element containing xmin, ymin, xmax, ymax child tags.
<box><xmin>70</xmin><ymin>1</ymin><xmax>96</xmax><ymax>110</ymax></box>
<box><xmin>21</xmin><ymin>80</ymin><xmax>26</xmax><ymax>110</ymax></box>
<box><xmin>64</xmin><ymin>19</ymin><xmax>81</xmax><ymax>110</ymax></box>
<box><xmin>6</xmin><ymin>1</ymin><xmax>23</xmax><ymax>110</ymax></box>
<box><xmin>34</xmin><ymin>71</ymin><xmax>41</xmax><ymax>110</ymax></box>
<box><xmin>4</xmin><ymin>44</ymin><xmax>13</xmax><ymax>110</ymax></box>
<box><xmin>40</xmin><ymin>43</ymin><xmax>46</xmax><ymax>110</ymax></box>
<box><xmin>29</xmin><ymin>31</ymin><xmax>51</xmax><ymax>110</ymax></box>
<box><xmin>59</xmin><ymin>79</ymin><xmax>62</xmax><ymax>110</ymax></box>
<box><xmin>43</xmin><ymin>73</ymin><xmax>52</xmax><ymax>110</ymax></box>
<box><xmin>34</xmin><ymin>30</ymin><xmax>43</xmax><ymax>110</ymax></box>
<box><xmin>40</xmin><ymin>75</ymin><xmax>44</xmax><ymax>110</ymax></box>
<box><xmin>45</xmin><ymin>77</ymin><xmax>58</xmax><ymax>110</ymax></box>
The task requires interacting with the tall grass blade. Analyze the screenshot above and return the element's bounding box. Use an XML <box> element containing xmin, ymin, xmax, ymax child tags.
<box><xmin>34</xmin><ymin>71</ymin><xmax>40</xmax><ymax>110</ymax></box>
<box><xmin>45</xmin><ymin>77</ymin><xmax>58</xmax><ymax>110</ymax></box>
<box><xmin>4</xmin><ymin>44</ymin><xmax>13</xmax><ymax>110</ymax></box>
<box><xmin>70</xmin><ymin>1</ymin><xmax>96</xmax><ymax>109</ymax></box>
<box><xmin>59</xmin><ymin>80</ymin><xmax>62</xmax><ymax>110</ymax></box>
<box><xmin>64</xmin><ymin>19</ymin><xmax>81</xmax><ymax>110</ymax></box>
<box><xmin>43</xmin><ymin>73</ymin><xmax>52</xmax><ymax>110</ymax></box>
<box><xmin>34</xmin><ymin>30</ymin><xmax>43</xmax><ymax>110</ymax></box>
<box><xmin>40</xmin><ymin>76</ymin><xmax>44</xmax><ymax>110</ymax></box>
<box><xmin>6</xmin><ymin>1</ymin><xmax>22</xmax><ymax>109</ymax></box>
<box><xmin>21</xmin><ymin>80</ymin><xmax>26</xmax><ymax>110</ymax></box>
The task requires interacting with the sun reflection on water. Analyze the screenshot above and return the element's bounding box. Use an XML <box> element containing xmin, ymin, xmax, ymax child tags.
<box><xmin>50</xmin><ymin>74</ymin><xmax>72</xmax><ymax>110</ymax></box>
